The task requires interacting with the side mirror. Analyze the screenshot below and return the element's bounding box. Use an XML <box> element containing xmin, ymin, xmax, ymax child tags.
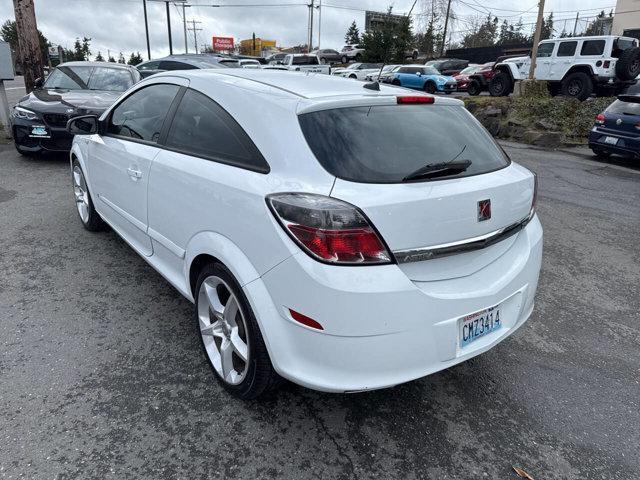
<box><xmin>67</xmin><ymin>115</ymin><xmax>99</xmax><ymax>135</ymax></box>
<box><xmin>416</xmin><ymin>71</ymin><xmax>422</xmax><ymax>76</ymax></box>
<box><xmin>34</xmin><ymin>77</ymin><xmax>43</xmax><ymax>89</ymax></box>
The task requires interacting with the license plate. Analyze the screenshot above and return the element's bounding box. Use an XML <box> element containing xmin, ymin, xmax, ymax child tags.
<box><xmin>604</xmin><ymin>136</ymin><xmax>618</xmax><ymax>145</ymax></box>
<box><xmin>459</xmin><ymin>305</ymin><xmax>502</xmax><ymax>348</ymax></box>
<box><xmin>29</xmin><ymin>125</ymin><xmax>50</xmax><ymax>138</ymax></box>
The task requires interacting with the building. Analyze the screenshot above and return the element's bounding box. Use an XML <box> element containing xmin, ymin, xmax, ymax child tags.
<box><xmin>364</xmin><ymin>10</ymin><xmax>408</xmax><ymax>31</ymax></box>
<box><xmin>239</xmin><ymin>38</ymin><xmax>277</xmax><ymax>57</ymax></box>
<box><xmin>612</xmin><ymin>0</ymin><xmax>640</xmax><ymax>39</ymax></box>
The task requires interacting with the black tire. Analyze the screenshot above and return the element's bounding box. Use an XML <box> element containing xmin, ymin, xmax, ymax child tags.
<box><xmin>489</xmin><ymin>71</ymin><xmax>512</xmax><ymax>96</ymax></box>
<box><xmin>591</xmin><ymin>148</ymin><xmax>611</xmax><ymax>159</ymax></box>
<box><xmin>319</xmin><ymin>57</ymin><xmax>326</xmax><ymax>64</ymax></box>
<box><xmin>467</xmin><ymin>79</ymin><xmax>481</xmax><ymax>96</ymax></box>
<box><xmin>355</xmin><ymin>53</ymin><xmax>362</xmax><ymax>61</ymax></box>
<box><xmin>391</xmin><ymin>79</ymin><xmax>401</xmax><ymax>86</ymax></box>
<box><xmin>349</xmin><ymin>74</ymin><xmax>357</xmax><ymax>79</ymax></box>
<box><xmin>424</xmin><ymin>81</ymin><xmax>437</xmax><ymax>94</ymax></box>
<box><xmin>547</xmin><ymin>82</ymin><xmax>561</xmax><ymax>97</ymax></box>
<box><xmin>561</xmin><ymin>72</ymin><xmax>593</xmax><ymax>101</ymax></box>
<box><xmin>615</xmin><ymin>47</ymin><xmax>640</xmax><ymax>81</ymax></box>
<box><xmin>71</xmin><ymin>159</ymin><xmax>107</xmax><ymax>232</ymax></box>
<box><xmin>195</xmin><ymin>262</ymin><xmax>281</xmax><ymax>400</ymax></box>
<box><xmin>341</xmin><ymin>55</ymin><xmax>348</xmax><ymax>64</ymax></box>
<box><xmin>412</xmin><ymin>51</ymin><xmax>418</xmax><ymax>60</ymax></box>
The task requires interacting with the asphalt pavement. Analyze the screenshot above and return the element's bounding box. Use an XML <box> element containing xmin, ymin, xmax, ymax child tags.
<box><xmin>0</xmin><ymin>143</ymin><xmax>639</xmax><ymax>479</ymax></box>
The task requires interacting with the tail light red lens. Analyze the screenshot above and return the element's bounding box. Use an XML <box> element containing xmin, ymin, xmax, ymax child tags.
<box><xmin>595</xmin><ymin>114</ymin><xmax>605</xmax><ymax>125</ymax></box>
<box><xmin>267</xmin><ymin>193</ymin><xmax>392</xmax><ymax>265</ymax></box>
<box><xmin>603</xmin><ymin>60</ymin><xmax>610</xmax><ymax>68</ymax></box>
<box><xmin>397</xmin><ymin>95</ymin><xmax>434</xmax><ymax>104</ymax></box>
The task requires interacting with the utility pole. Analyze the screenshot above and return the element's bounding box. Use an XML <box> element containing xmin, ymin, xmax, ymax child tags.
<box><xmin>13</xmin><ymin>0</ymin><xmax>44</xmax><ymax>93</ymax></box>
<box><xmin>317</xmin><ymin>0</ymin><xmax>322</xmax><ymax>49</ymax></box>
<box><xmin>182</xmin><ymin>2</ymin><xmax>188</xmax><ymax>54</ymax></box>
<box><xmin>528</xmin><ymin>0</ymin><xmax>546</xmax><ymax>80</ymax></box>
<box><xmin>187</xmin><ymin>19</ymin><xmax>202</xmax><ymax>53</ymax></box>
<box><xmin>572</xmin><ymin>11</ymin><xmax>579</xmax><ymax>36</ymax></box>
<box><xmin>307</xmin><ymin>0</ymin><xmax>315</xmax><ymax>52</ymax></box>
<box><xmin>440</xmin><ymin>0</ymin><xmax>452</xmax><ymax>57</ymax></box>
<box><xmin>143</xmin><ymin>0</ymin><xmax>151</xmax><ymax>59</ymax></box>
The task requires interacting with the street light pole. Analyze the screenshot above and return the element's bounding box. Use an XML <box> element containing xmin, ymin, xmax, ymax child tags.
<box><xmin>183</xmin><ymin>2</ymin><xmax>188</xmax><ymax>53</ymax></box>
<box><xmin>143</xmin><ymin>0</ymin><xmax>151</xmax><ymax>59</ymax></box>
<box><xmin>166</xmin><ymin>1</ymin><xmax>173</xmax><ymax>55</ymax></box>
<box><xmin>440</xmin><ymin>0</ymin><xmax>452</xmax><ymax>57</ymax></box>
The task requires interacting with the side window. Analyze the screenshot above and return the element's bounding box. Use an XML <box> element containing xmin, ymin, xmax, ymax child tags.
<box><xmin>108</xmin><ymin>83</ymin><xmax>180</xmax><ymax>143</ymax></box>
<box><xmin>580</xmin><ymin>40</ymin><xmax>605</xmax><ymax>56</ymax></box>
<box><xmin>158</xmin><ymin>60</ymin><xmax>198</xmax><ymax>71</ymax></box>
<box><xmin>537</xmin><ymin>43</ymin><xmax>555</xmax><ymax>58</ymax></box>
<box><xmin>138</xmin><ymin>61</ymin><xmax>160</xmax><ymax>71</ymax></box>
<box><xmin>557</xmin><ymin>41</ymin><xmax>577</xmax><ymax>57</ymax></box>
<box><xmin>165</xmin><ymin>89</ymin><xmax>269</xmax><ymax>172</ymax></box>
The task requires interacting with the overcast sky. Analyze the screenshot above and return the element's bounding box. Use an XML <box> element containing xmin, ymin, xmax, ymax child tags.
<box><xmin>0</xmin><ymin>0</ymin><xmax>620</xmax><ymax>59</ymax></box>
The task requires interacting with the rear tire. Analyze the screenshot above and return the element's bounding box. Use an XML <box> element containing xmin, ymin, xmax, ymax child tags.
<box><xmin>195</xmin><ymin>262</ymin><xmax>281</xmax><ymax>400</ymax></box>
<box><xmin>424</xmin><ymin>81</ymin><xmax>437</xmax><ymax>94</ymax></box>
<box><xmin>615</xmin><ymin>47</ymin><xmax>640</xmax><ymax>81</ymax></box>
<box><xmin>489</xmin><ymin>71</ymin><xmax>512</xmax><ymax>96</ymax></box>
<box><xmin>355</xmin><ymin>53</ymin><xmax>362</xmax><ymax>61</ymax></box>
<box><xmin>320</xmin><ymin>57</ymin><xmax>326</xmax><ymax>64</ymax></box>
<box><xmin>467</xmin><ymin>79</ymin><xmax>481</xmax><ymax>96</ymax></box>
<box><xmin>561</xmin><ymin>72</ymin><xmax>593</xmax><ymax>100</ymax></box>
<box><xmin>547</xmin><ymin>82</ymin><xmax>561</xmax><ymax>97</ymax></box>
<box><xmin>341</xmin><ymin>55</ymin><xmax>348</xmax><ymax>64</ymax></box>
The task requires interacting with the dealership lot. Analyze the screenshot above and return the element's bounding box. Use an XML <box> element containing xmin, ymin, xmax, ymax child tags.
<box><xmin>0</xmin><ymin>143</ymin><xmax>638</xmax><ymax>479</ymax></box>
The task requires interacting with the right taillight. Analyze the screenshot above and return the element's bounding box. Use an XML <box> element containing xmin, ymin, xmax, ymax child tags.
<box><xmin>266</xmin><ymin>193</ymin><xmax>392</xmax><ymax>265</ymax></box>
<box><xmin>595</xmin><ymin>113</ymin><xmax>605</xmax><ymax>125</ymax></box>
<box><xmin>532</xmin><ymin>172</ymin><xmax>538</xmax><ymax>212</ymax></box>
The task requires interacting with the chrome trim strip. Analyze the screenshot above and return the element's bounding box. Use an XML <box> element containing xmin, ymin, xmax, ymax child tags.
<box><xmin>393</xmin><ymin>210</ymin><xmax>535</xmax><ymax>264</ymax></box>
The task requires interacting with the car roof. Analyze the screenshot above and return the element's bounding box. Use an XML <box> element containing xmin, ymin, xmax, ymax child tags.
<box><xmin>152</xmin><ymin>69</ymin><xmax>463</xmax><ymax>107</ymax></box>
<box><xmin>57</xmin><ymin>61</ymin><xmax>133</xmax><ymax>69</ymax></box>
<box><xmin>143</xmin><ymin>55</ymin><xmax>237</xmax><ymax>65</ymax></box>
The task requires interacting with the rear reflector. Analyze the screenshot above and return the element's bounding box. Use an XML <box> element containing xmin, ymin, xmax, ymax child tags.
<box><xmin>397</xmin><ymin>95</ymin><xmax>434</xmax><ymax>104</ymax></box>
<box><xmin>289</xmin><ymin>309</ymin><xmax>324</xmax><ymax>330</ymax></box>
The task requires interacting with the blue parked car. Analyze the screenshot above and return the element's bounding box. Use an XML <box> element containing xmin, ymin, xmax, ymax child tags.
<box><xmin>589</xmin><ymin>85</ymin><xmax>640</xmax><ymax>159</ymax></box>
<box><xmin>390</xmin><ymin>65</ymin><xmax>457</xmax><ymax>94</ymax></box>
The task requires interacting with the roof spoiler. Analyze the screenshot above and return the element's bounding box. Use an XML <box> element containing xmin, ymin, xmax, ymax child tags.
<box><xmin>617</xmin><ymin>94</ymin><xmax>640</xmax><ymax>103</ymax></box>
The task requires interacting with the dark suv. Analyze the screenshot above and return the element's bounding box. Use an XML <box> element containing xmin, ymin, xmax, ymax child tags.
<box><xmin>425</xmin><ymin>58</ymin><xmax>469</xmax><ymax>76</ymax></box>
<box><xmin>136</xmin><ymin>55</ymin><xmax>240</xmax><ymax>78</ymax></box>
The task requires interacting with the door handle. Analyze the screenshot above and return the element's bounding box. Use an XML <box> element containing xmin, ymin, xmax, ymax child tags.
<box><xmin>127</xmin><ymin>167</ymin><xmax>142</xmax><ymax>179</ymax></box>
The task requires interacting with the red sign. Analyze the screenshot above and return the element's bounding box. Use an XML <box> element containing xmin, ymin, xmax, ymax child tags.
<box><xmin>212</xmin><ymin>36</ymin><xmax>234</xmax><ymax>51</ymax></box>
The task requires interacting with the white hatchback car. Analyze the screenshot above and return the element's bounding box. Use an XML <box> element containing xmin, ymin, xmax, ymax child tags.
<box><xmin>67</xmin><ymin>70</ymin><xmax>543</xmax><ymax>399</ymax></box>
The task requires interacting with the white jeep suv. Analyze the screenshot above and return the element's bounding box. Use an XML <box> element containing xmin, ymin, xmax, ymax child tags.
<box><xmin>490</xmin><ymin>35</ymin><xmax>640</xmax><ymax>100</ymax></box>
<box><xmin>67</xmin><ymin>70</ymin><xmax>542</xmax><ymax>399</ymax></box>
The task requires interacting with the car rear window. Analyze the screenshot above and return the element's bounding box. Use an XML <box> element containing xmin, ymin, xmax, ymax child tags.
<box><xmin>606</xmin><ymin>97</ymin><xmax>640</xmax><ymax>115</ymax></box>
<box><xmin>299</xmin><ymin>104</ymin><xmax>510</xmax><ymax>183</ymax></box>
<box><xmin>292</xmin><ymin>56</ymin><xmax>319</xmax><ymax>65</ymax></box>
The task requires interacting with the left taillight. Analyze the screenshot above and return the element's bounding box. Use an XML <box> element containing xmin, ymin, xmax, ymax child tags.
<box><xmin>595</xmin><ymin>113</ymin><xmax>605</xmax><ymax>126</ymax></box>
<box><xmin>266</xmin><ymin>193</ymin><xmax>392</xmax><ymax>265</ymax></box>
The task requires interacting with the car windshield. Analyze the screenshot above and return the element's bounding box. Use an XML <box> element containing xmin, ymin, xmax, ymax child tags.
<box><xmin>424</xmin><ymin>66</ymin><xmax>440</xmax><ymax>75</ymax></box>
<box><xmin>459</xmin><ymin>66</ymin><xmax>478</xmax><ymax>75</ymax></box>
<box><xmin>299</xmin><ymin>105</ymin><xmax>509</xmax><ymax>183</ymax></box>
<box><xmin>44</xmin><ymin>65</ymin><xmax>133</xmax><ymax>91</ymax></box>
<box><xmin>606</xmin><ymin>97</ymin><xmax>640</xmax><ymax>115</ymax></box>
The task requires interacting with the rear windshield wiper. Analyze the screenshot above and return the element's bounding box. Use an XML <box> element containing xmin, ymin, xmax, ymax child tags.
<box><xmin>402</xmin><ymin>159</ymin><xmax>472</xmax><ymax>182</ymax></box>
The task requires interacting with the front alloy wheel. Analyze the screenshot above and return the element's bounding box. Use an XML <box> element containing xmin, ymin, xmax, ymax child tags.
<box><xmin>71</xmin><ymin>160</ymin><xmax>106</xmax><ymax>231</ymax></box>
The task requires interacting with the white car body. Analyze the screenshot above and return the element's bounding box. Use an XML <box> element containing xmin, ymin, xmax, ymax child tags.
<box><xmin>70</xmin><ymin>70</ymin><xmax>542</xmax><ymax>393</ymax></box>
<box><xmin>282</xmin><ymin>54</ymin><xmax>330</xmax><ymax>74</ymax></box>
<box><xmin>340</xmin><ymin>44</ymin><xmax>365</xmax><ymax>63</ymax></box>
<box><xmin>239</xmin><ymin>59</ymin><xmax>262</xmax><ymax>69</ymax></box>
<box><xmin>333</xmin><ymin>63</ymin><xmax>383</xmax><ymax>80</ymax></box>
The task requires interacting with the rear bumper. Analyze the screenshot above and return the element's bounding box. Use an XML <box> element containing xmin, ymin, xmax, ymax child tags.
<box><xmin>588</xmin><ymin>129</ymin><xmax>640</xmax><ymax>157</ymax></box>
<box><xmin>244</xmin><ymin>215</ymin><xmax>543</xmax><ymax>393</ymax></box>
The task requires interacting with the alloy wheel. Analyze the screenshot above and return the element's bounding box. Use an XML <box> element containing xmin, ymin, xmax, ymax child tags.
<box><xmin>198</xmin><ymin>275</ymin><xmax>250</xmax><ymax>385</ymax></box>
<box><xmin>72</xmin><ymin>166</ymin><xmax>90</xmax><ymax>224</ymax></box>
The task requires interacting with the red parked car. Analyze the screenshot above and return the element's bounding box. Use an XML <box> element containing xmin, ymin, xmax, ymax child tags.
<box><xmin>465</xmin><ymin>62</ymin><xmax>495</xmax><ymax>96</ymax></box>
<box><xmin>453</xmin><ymin>64</ymin><xmax>481</xmax><ymax>91</ymax></box>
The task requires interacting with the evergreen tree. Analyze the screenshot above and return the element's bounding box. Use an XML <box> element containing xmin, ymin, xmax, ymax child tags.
<box><xmin>0</xmin><ymin>20</ymin><xmax>51</xmax><ymax>61</ymax></box>
<box><xmin>345</xmin><ymin>20</ymin><xmax>360</xmax><ymax>45</ymax></box>
<box><xmin>95</xmin><ymin>51</ymin><xmax>105</xmax><ymax>62</ymax></box>
<box><xmin>540</xmin><ymin>13</ymin><xmax>554</xmax><ymax>40</ymax></box>
<box><xmin>118</xmin><ymin>52</ymin><xmax>126</xmax><ymax>64</ymax></box>
<box><xmin>461</xmin><ymin>14</ymin><xmax>499</xmax><ymax>48</ymax></box>
<box><xmin>360</xmin><ymin>7</ymin><xmax>413</xmax><ymax>63</ymax></box>
<box><xmin>108</xmin><ymin>55</ymin><xmax>116</xmax><ymax>63</ymax></box>
<box><xmin>127</xmin><ymin>52</ymin><xmax>143</xmax><ymax>66</ymax></box>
